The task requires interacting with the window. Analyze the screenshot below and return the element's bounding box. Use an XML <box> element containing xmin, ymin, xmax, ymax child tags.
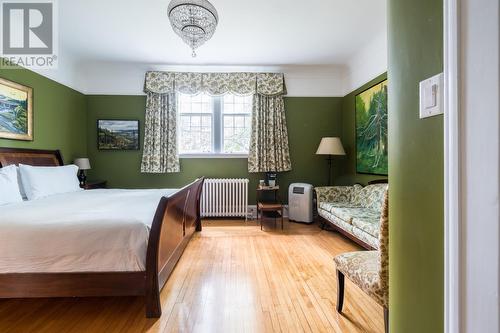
<box><xmin>178</xmin><ymin>93</ymin><xmax>213</xmax><ymax>154</ymax></box>
<box><xmin>178</xmin><ymin>93</ymin><xmax>252</xmax><ymax>156</ymax></box>
<box><xmin>222</xmin><ymin>94</ymin><xmax>252</xmax><ymax>153</ymax></box>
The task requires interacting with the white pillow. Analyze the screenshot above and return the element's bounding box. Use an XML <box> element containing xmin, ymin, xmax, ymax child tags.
<box><xmin>15</xmin><ymin>166</ymin><xmax>27</xmax><ymax>199</ymax></box>
<box><xmin>19</xmin><ymin>164</ymin><xmax>82</xmax><ymax>200</ymax></box>
<box><xmin>0</xmin><ymin>165</ymin><xmax>23</xmax><ymax>205</ymax></box>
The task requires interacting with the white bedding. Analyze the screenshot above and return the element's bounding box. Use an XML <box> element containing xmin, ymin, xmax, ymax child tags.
<box><xmin>0</xmin><ymin>188</ymin><xmax>177</xmax><ymax>273</ymax></box>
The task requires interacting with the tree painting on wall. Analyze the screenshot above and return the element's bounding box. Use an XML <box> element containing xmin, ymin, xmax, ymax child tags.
<box><xmin>355</xmin><ymin>79</ymin><xmax>388</xmax><ymax>175</ymax></box>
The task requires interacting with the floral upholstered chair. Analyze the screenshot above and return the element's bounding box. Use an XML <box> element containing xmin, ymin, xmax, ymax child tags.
<box><xmin>333</xmin><ymin>191</ymin><xmax>389</xmax><ymax>333</ymax></box>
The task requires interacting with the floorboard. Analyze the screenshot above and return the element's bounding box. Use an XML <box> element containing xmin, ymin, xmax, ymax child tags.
<box><xmin>0</xmin><ymin>219</ymin><xmax>384</xmax><ymax>333</ymax></box>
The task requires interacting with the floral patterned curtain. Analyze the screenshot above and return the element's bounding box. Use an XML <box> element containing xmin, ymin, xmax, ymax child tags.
<box><xmin>143</xmin><ymin>71</ymin><xmax>287</xmax><ymax>95</ymax></box>
<box><xmin>141</xmin><ymin>71</ymin><xmax>291</xmax><ymax>173</ymax></box>
<box><xmin>248</xmin><ymin>94</ymin><xmax>292</xmax><ymax>172</ymax></box>
<box><xmin>140</xmin><ymin>92</ymin><xmax>180</xmax><ymax>173</ymax></box>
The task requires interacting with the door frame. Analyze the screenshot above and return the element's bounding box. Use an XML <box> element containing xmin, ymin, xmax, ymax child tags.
<box><xmin>443</xmin><ymin>0</ymin><xmax>460</xmax><ymax>331</ymax></box>
<box><xmin>443</xmin><ymin>0</ymin><xmax>500</xmax><ymax>332</ymax></box>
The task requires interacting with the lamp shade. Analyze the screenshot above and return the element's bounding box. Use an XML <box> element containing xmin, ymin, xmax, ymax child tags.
<box><xmin>74</xmin><ymin>158</ymin><xmax>91</xmax><ymax>170</ymax></box>
<box><xmin>316</xmin><ymin>137</ymin><xmax>346</xmax><ymax>156</ymax></box>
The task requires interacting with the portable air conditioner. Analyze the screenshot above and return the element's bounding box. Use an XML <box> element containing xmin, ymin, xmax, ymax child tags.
<box><xmin>288</xmin><ymin>183</ymin><xmax>314</xmax><ymax>223</ymax></box>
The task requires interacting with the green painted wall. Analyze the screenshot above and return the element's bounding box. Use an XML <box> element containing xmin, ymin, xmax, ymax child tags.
<box><xmin>338</xmin><ymin>72</ymin><xmax>388</xmax><ymax>185</ymax></box>
<box><xmin>86</xmin><ymin>95</ymin><xmax>343</xmax><ymax>203</ymax></box>
<box><xmin>388</xmin><ymin>0</ymin><xmax>444</xmax><ymax>332</ymax></box>
<box><xmin>0</xmin><ymin>67</ymin><xmax>87</xmax><ymax>163</ymax></box>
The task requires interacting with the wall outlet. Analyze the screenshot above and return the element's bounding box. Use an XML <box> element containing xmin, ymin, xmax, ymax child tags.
<box><xmin>248</xmin><ymin>206</ymin><xmax>257</xmax><ymax>219</ymax></box>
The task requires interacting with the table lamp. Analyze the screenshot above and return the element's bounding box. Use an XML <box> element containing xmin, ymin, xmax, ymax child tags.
<box><xmin>74</xmin><ymin>158</ymin><xmax>91</xmax><ymax>186</ymax></box>
<box><xmin>316</xmin><ymin>137</ymin><xmax>346</xmax><ymax>185</ymax></box>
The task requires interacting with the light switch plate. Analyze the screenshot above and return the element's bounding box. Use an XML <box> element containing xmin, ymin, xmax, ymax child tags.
<box><xmin>419</xmin><ymin>73</ymin><xmax>444</xmax><ymax>118</ymax></box>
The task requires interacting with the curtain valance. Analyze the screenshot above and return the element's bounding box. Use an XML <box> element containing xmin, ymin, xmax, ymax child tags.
<box><xmin>144</xmin><ymin>71</ymin><xmax>286</xmax><ymax>96</ymax></box>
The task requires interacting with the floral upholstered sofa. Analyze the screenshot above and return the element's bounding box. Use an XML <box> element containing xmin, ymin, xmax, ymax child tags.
<box><xmin>315</xmin><ymin>183</ymin><xmax>388</xmax><ymax>249</ymax></box>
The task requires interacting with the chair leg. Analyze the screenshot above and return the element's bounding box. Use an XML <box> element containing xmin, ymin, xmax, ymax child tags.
<box><xmin>259</xmin><ymin>209</ymin><xmax>263</xmax><ymax>231</ymax></box>
<box><xmin>336</xmin><ymin>269</ymin><xmax>345</xmax><ymax>313</ymax></box>
<box><xmin>319</xmin><ymin>217</ymin><xmax>326</xmax><ymax>230</ymax></box>
<box><xmin>384</xmin><ymin>307</ymin><xmax>389</xmax><ymax>333</ymax></box>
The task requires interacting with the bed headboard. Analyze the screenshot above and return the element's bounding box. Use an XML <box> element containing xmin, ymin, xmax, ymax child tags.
<box><xmin>0</xmin><ymin>147</ymin><xmax>64</xmax><ymax>168</ymax></box>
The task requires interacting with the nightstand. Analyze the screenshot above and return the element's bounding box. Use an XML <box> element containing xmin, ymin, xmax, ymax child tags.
<box><xmin>81</xmin><ymin>180</ymin><xmax>107</xmax><ymax>190</ymax></box>
<box><xmin>256</xmin><ymin>186</ymin><xmax>283</xmax><ymax>230</ymax></box>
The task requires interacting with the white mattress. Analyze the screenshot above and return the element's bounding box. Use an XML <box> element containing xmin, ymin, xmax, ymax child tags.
<box><xmin>0</xmin><ymin>188</ymin><xmax>177</xmax><ymax>273</ymax></box>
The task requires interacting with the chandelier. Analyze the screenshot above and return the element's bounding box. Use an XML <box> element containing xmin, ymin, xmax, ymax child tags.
<box><xmin>167</xmin><ymin>0</ymin><xmax>219</xmax><ymax>57</ymax></box>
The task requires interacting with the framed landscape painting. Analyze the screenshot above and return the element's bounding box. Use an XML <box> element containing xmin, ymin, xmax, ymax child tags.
<box><xmin>355</xmin><ymin>79</ymin><xmax>388</xmax><ymax>175</ymax></box>
<box><xmin>0</xmin><ymin>78</ymin><xmax>33</xmax><ymax>141</ymax></box>
<box><xmin>97</xmin><ymin>119</ymin><xmax>140</xmax><ymax>150</ymax></box>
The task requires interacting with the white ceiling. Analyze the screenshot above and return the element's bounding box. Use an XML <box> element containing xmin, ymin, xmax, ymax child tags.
<box><xmin>34</xmin><ymin>0</ymin><xmax>387</xmax><ymax>95</ymax></box>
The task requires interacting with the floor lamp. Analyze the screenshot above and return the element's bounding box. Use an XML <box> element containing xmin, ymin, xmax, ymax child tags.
<box><xmin>316</xmin><ymin>137</ymin><xmax>346</xmax><ymax>186</ymax></box>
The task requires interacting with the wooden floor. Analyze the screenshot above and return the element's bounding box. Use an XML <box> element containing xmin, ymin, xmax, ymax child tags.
<box><xmin>0</xmin><ymin>219</ymin><xmax>384</xmax><ymax>333</ymax></box>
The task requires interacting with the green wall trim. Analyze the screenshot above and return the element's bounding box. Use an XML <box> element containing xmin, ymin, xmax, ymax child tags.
<box><xmin>339</xmin><ymin>72</ymin><xmax>388</xmax><ymax>185</ymax></box>
<box><xmin>86</xmin><ymin>95</ymin><xmax>344</xmax><ymax>203</ymax></box>
<box><xmin>388</xmin><ymin>0</ymin><xmax>444</xmax><ymax>332</ymax></box>
<box><xmin>0</xmin><ymin>66</ymin><xmax>87</xmax><ymax>163</ymax></box>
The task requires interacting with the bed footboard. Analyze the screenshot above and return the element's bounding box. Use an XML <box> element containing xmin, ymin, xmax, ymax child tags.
<box><xmin>0</xmin><ymin>147</ymin><xmax>205</xmax><ymax>319</ymax></box>
<box><xmin>145</xmin><ymin>177</ymin><xmax>204</xmax><ymax>318</ymax></box>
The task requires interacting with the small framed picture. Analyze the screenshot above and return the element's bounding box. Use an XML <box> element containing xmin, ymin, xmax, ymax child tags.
<box><xmin>0</xmin><ymin>77</ymin><xmax>33</xmax><ymax>141</ymax></box>
<box><xmin>97</xmin><ymin>119</ymin><xmax>140</xmax><ymax>150</ymax></box>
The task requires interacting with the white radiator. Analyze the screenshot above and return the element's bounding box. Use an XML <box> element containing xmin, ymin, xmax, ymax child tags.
<box><xmin>201</xmin><ymin>178</ymin><xmax>249</xmax><ymax>219</ymax></box>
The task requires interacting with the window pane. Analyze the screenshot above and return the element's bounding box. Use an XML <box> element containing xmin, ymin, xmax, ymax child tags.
<box><xmin>202</xmin><ymin>102</ymin><xmax>211</xmax><ymax>114</ymax></box>
<box><xmin>190</xmin><ymin>115</ymin><xmax>201</xmax><ymax>127</ymax></box>
<box><xmin>178</xmin><ymin>93</ymin><xmax>213</xmax><ymax>114</ymax></box>
<box><xmin>234</xmin><ymin>103</ymin><xmax>244</xmax><ymax>114</ymax></box>
<box><xmin>234</xmin><ymin>116</ymin><xmax>245</xmax><ymax>128</ymax></box>
<box><xmin>191</xmin><ymin>103</ymin><xmax>202</xmax><ymax>114</ymax></box>
<box><xmin>224</xmin><ymin>103</ymin><xmax>234</xmax><ymax>114</ymax></box>
<box><xmin>223</xmin><ymin>94</ymin><xmax>234</xmax><ymax>104</ymax></box>
<box><xmin>224</xmin><ymin>116</ymin><xmax>233</xmax><ymax>127</ymax></box>
<box><xmin>178</xmin><ymin>92</ymin><xmax>214</xmax><ymax>153</ymax></box>
<box><xmin>191</xmin><ymin>94</ymin><xmax>202</xmax><ymax>103</ymax></box>
<box><xmin>202</xmin><ymin>116</ymin><xmax>211</xmax><ymax>127</ymax></box>
<box><xmin>223</xmin><ymin>94</ymin><xmax>252</xmax><ymax>115</ymax></box>
<box><xmin>222</xmin><ymin>93</ymin><xmax>252</xmax><ymax>153</ymax></box>
<box><xmin>225</xmin><ymin>127</ymin><xmax>234</xmax><ymax>138</ymax></box>
<box><xmin>223</xmin><ymin>114</ymin><xmax>251</xmax><ymax>153</ymax></box>
<box><xmin>178</xmin><ymin>94</ymin><xmax>191</xmax><ymax>105</ymax></box>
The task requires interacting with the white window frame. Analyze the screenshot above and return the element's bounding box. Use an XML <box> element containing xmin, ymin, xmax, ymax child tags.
<box><xmin>177</xmin><ymin>93</ymin><xmax>251</xmax><ymax>158</ymax></box>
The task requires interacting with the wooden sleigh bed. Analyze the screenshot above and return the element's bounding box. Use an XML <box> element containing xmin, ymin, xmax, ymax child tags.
<box><xmin>0</xmin><ymin>147</ymin><xmax>204</xmax><ymax>318</ymax></box>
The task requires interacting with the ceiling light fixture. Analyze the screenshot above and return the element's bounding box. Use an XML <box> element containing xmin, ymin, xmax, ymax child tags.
<box><xmin>167</xmin><ymin>0</ymin><xmax>219</xmax><ymax>58</ymax></box>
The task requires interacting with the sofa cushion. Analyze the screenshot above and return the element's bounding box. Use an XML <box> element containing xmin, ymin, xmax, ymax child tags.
<box><xmin>352</xmin><ymin>227</ymin><xmax>379</xmax><ymax>249</ymax></box>
<box><xmin>318</xmin><ymin>209</ymin><xmax>354</xmax><ymax>234</ymax></box>
<box><xmin>318</xmin><ymin>201</ymin><xmax>359</xmax><ymax>213</ymax></box>
<box><xmin>328</xmin><ymin>206</ymin><xmax>379</xmax><ymax>225</ymax></box>
<box><xmin>351</xmin><ymin>183</ymin><xmax>388</xmax><ymax>211</ymax></box>
<box><xmin>315</xmin><ymin>185</ymin><xmax>362</xmax><ymax>204</ymax></box>
<box><xmin>351</xmin><ymin>211</ymin><xmax>381</xmax><ymax>238</ymax></box>
<box><xmin>334</xmin><ymin>251</ymin><xmax>386</xmax><ymax>307</ymax></box>
<box><xmin>329</xmin><ymin>207</ymin><xmax>357</xmax><ymax>224</ymax></box>
<box><xmin>318</xmin><ymin>207</ymin><xmax>380</xmax><ymax>249</ymax></box>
